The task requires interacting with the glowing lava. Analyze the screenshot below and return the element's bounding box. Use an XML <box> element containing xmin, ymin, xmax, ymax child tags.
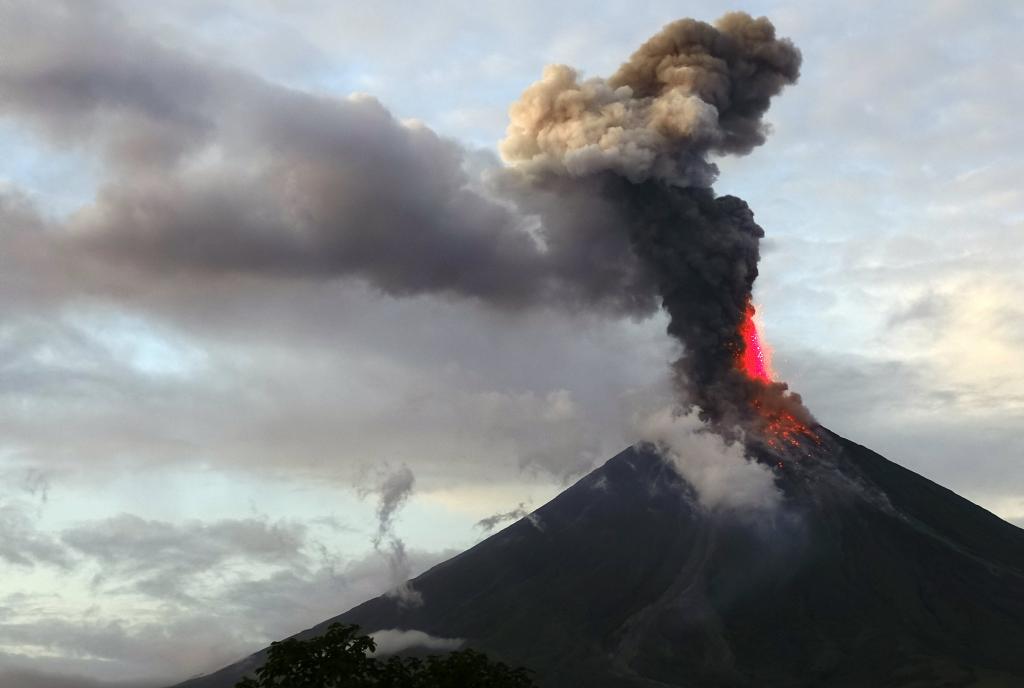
<box><xmin>756</xmin><ymin>403</ymin><xmax>820</xmax><ymax>451</ymax></box>
<box><xmin>737</xmin><ymin>301</ymin><xmax>820</xmax><ymax>450</ymax></box>
<box><xmin>738</xmin><ymin>303</ymin><xmax>774</xmax><ymax>381</ymax></box>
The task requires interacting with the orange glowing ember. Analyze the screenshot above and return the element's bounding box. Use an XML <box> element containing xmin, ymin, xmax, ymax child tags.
<box><xmin>738</xmin><ymin>303</ymin><xmax>774</xmax><ymax>381</ymax></box>
<box><xmin>737</xmin><ymin>301</ymin><xmax>820</xmax><ymax>450</ymax></box>
<box><xmin>758</xmin><ymin>404</ymin><xmax>821</xmax><ymax>450</ymax></box>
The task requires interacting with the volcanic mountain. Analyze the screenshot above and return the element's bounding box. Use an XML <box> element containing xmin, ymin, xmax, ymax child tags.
<box><xmin>174</xmin><ymin>430</ymin><xmax>1024</xmax><ymax>688</ymax></box>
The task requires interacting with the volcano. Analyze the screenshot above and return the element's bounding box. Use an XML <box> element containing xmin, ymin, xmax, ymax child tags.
<box><xmin>174</xmin><ymin>431</ymin><xmax>1024</xmax><ymax>688</ymax></box>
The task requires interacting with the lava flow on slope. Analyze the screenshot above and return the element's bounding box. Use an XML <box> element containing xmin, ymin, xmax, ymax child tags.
<box><xmin>737</xmin><ymin>302</ymin><xmax>820</xmax><ymax>451</ymax></box>
<box><xmin>738</xmin><ymin>303</ymin><xmax>774</xmax><ymax>382</ymax></box>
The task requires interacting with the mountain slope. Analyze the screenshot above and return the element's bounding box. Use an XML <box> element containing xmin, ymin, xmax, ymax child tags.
<box><xmin>175</xmin><ymin>429</ymin><xmax>1024</xmax><ymax>687</ymax></box>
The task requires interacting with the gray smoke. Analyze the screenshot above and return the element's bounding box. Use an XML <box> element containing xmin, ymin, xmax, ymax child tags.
<box><xmin>0</xmin><ymin>4</ymin><xmax>810</xmax><ymax>436</ymax></box>
<box><xmin>369</xmin><ymin>466</ymin><xmax>415</xmax><ymax>544</ymax></box>
<box><xmin>502</xmin><ymin>13</ymin><xmax>801</xmax><ymax>183</ymax></box>
<box><xmin>360</xmin><ymin>465</ymin><xmax>421</xmax><ymax>607</ymax></box>
<box><xmin>475</xmin><ymin>502</ymin><xmax>530</xmax><ymax>533</ymax></box>
<box><xmin>500</xmin><ymin>12</ymin><xmax>810</xmax><ymax>430</ymax></box>
<box><xmin>0</xmin><ymin>1</ymin><xmax>653</xmax><ymax>315</ymax></box>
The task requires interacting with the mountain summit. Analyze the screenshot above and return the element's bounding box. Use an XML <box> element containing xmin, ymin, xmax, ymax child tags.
<box><xmin>176</xmin><ymin>429</ymin><xmax>1024</xmax><ymax>687</ymax></box>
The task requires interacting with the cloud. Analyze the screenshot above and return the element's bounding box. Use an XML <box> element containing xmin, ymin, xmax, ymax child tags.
<box><xmin>475</xmin><ymin>503</ymin><xmax>530</xmax><ymax>532</ymax></box>
<box><xmin>637</xmin><ymin>408</ymin><xmax>782</xmax><ymax>511</ymax></box>
<box><xmin>366</xmin><ymin>467</ymin><xmax>415</xmax><ymax>548</ymax></box>
<box><xmin>0</xmin><ymin>1</ymin><xmax>660</xmax><ymax>318</ymax></box>
<box><xmin>370</xmin><ymin>629</ymin><xmax>463</xmax><ymax>656</ymax></box>
<box><xmin>0</xmin><ymin>1</ymin><xmax>1021</xmax><ymax>684</ymax></box>
<box><xmin>0</xmin><ymin>666</ymin><xmax>157</xmax><ymax>688</ymax></box>
<box><xmin>0</xmin><ymin>467</ymin><xmax>457</xmax><ymax>683</ymax></box>
<box><xmin>360</xmin><ymin>466</ymin><xmax>422</xmax><ymax>607</ymax></box>
<box><xmin>773</xmin><ymin>344</ymin><xmax>1024</xmax><ymax>512</ymax></box>
<box><xmin>219</xmin><ymin>547</ymin><xmax>455</xmax><ymax>633</ymax></box>
<box><xmin>0</xmin><ymin>471</ymin><xmax>69</xmax><ymax>569</ymax></box>
<box><xmin>0</xmin><ymin>511</ymin><xmax>456</xmax><ymax>684</ymax></box>
<box><xmin>0</xmin><ymin>2</ymin><xmax>798</xmax><ymax>490</ymax></box>
<box><xmin>885</xmin><ymin>292</ymin><xmax>949</xmax><ymax>329</ymax></box>
<box><xmin>61</xmin><ymin>514</ymin><xmax>308</xmax><ymax>598</ymax></box>
<box><xmin>0</xmin><ymin>280</ymin><xmax>664</xmax><ymax>484</ymax></box>
<box><xmin>0</xmin><ymin>503</ymin><xmax>69</xmax><ymax>569</ymax></box>
<box><xmin>0</xmin><ymin>616</ymin><xmax>255</xmax><ymax>685</ymax></box>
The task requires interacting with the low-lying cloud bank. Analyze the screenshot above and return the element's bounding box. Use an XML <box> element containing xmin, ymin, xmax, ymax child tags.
<box><xmin>0</xmin><ymin>667</ymin><xmax>158</xmax><ymax>688</ymax></box>
<box><xmin>370</xmin><ymin>629</ymin><xmax>464</xmax><ymax>656</ymax></box>
<box><xmin>0</xmin><ymin>474</ymin><xmax>456</xmax><ymax>685</ymax></box>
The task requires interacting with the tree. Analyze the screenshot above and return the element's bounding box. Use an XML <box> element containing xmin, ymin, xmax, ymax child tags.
<box><xmin>236</xmin><ymin>623</ymin><xmax>536</xmax><ymax>687</ymax></box>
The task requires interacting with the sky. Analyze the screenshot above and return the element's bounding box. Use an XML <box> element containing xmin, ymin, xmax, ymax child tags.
<box><xmin>0</xmin><ymin>1</ymin><xmax>1022</xmax><ymax>685</ymax></box>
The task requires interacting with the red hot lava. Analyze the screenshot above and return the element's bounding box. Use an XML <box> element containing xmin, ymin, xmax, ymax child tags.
<box><xmin>739</xmin><ymin>303</ymin><xmax>774</xmax><ymax>382</ymax></box>
<box><xmin>737</xmin><ymin>302</ymin><xmax>819</xmax><ymax>451</ymax></box>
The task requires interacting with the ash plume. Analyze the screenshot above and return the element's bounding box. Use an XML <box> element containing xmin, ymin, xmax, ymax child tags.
<box><xmin>0</xmin><ymin>4</ymin><xmax>811</xmax><ymax>436</ymax></box>
<box><xmin>502</xmin><ymin>13</ymin><xmax>801</xmax><ymax>184</ymax></box>
<box><xmin>501</xmin><ymin>12</ymin><xmax>810</xmax><ymax>430</ymax></box>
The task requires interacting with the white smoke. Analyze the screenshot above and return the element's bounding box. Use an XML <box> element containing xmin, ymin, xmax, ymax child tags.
<box><xmin>370</xmin><ymin>629</ymin><xmax>464</xmax><ymax>656</ymax></box>
<box><xmin>638</xmin><ymin>408</ymin><xmax>781</xmax><ymax>511</ymax></box>
<box><xmin>360</xmin><ymin>465</ymin><xmax>423</xmax><ymax>607</ymax></box>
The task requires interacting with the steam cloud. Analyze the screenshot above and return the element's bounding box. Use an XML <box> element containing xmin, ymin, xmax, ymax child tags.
<box><xmin>638</xmin><ymin>408</ymin><xmax>781</xmax><ymax>511</ymax></box>
<box><xmin>475</xmin><ymin>502</ymin><xmax>530</xmax><ymax>533</ymax></box>
<box><xmin>361</xmin><ymin>466</ymin><xmax>422</xmax><ymax>607</ymax></box>
<box><xmin>370</xmin><ymin>629</ymin><xmax>464</xmax><ymax>656</ymax></box>
<box><xmin>0</xmin><ymin>4</ymin><xmax>809</xmax><ymax>434</ymax></box>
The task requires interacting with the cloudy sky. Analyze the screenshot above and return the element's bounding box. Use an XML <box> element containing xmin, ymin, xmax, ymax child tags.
<box><xmin>0</xmin><ymin>1</ymin><xmax>1021</xmax><ymax>685</ymax></box>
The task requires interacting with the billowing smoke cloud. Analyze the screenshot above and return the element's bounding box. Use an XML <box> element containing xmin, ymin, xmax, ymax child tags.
<box><xmin>638</xmin><ymin>408</ymin><xmax>781</xmax><ymax>511</ymax></box>
<box><xmin>500</xmin><ymin>12</ymin><xmax>808</xmax><ymax>429</ymax></box>
<box><xmin>0</xmin><ymin>4</ymin><xmax>808</xmax><ymax>435</ymax></box>
<box><xmin>502</xmin><ymin>13</ymin><xmax>800</xmax><ymax>185</ymax></box>
<box><xmin>361</xmin><ymin>466</ymin><xmax>422</xmax><ymax>607</ymax></box>
<box><xmin>0</xmin><ymin>1</ymin><xmax>652</xmax><ymax>316</ymax></box>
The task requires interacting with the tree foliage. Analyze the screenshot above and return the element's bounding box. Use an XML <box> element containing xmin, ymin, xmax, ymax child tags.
<box><xmin>236</xmin><ymin>623</ymin><xmax>536</xmax><ymax>687</ymax></box>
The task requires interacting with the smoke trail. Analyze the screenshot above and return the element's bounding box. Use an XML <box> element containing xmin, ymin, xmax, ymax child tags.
<box><xmin>361</xmin><ymin>466</ymin><xmax>422</xmax><ymax>607</ymax></box>
<box><xmin>502</xmin><ymin>12</ymin><xmax>810</xmax><ymax>431</ymax></box>
<box><xmin>0</xmin><ymin>5</ymin><xmax>811</xmax><ymax>436</ymax></box>
<box><xmin>475</xmin><ymin>502</ymin><xmax>530</xmax><ymax>533</ymax></box>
